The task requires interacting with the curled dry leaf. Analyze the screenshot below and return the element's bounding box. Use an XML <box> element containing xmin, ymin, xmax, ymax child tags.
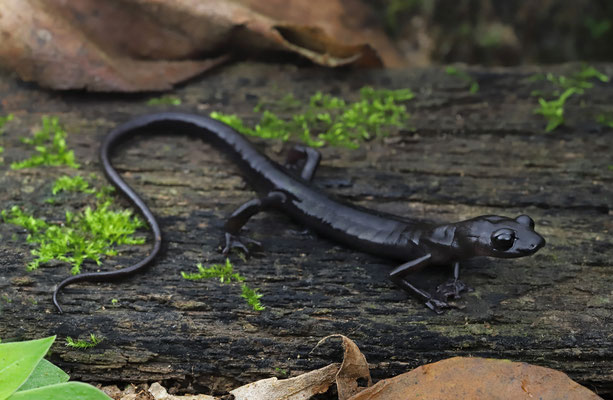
<box><xmin>231</xmin><ymin>335</ymin><xmax>371</xmax><ymax>400</ymax></box>
<box><xmin>347</xmin><ymin>357</ymin><xmax>603</xmax><ymax>400</ymax></box>
<box><xmin>0</xmin><ymin>0</ymin><xmax>398</xmax><ymax>92</ymax></box>
<box><xmin>315</xmin><ymin>334</ymin><xmax>372</xmax><ymax>400</ymax></box>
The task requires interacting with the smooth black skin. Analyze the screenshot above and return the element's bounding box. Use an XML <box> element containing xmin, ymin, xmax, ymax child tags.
<box><xmin>52</xmin><ymin>112</ymin><xmax>546</xmax><ymax>313</ymax></box>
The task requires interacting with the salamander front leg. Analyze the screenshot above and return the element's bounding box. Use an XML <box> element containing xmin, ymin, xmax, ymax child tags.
<box><xmin>389</xmin><ymin>254</ymin><xmax>450</xmax><ymax>314</ymax></box>
<box><xmin>284</xmin><ymin>145</ymin><xmax>321</xmax><ymax>182</ymax></box>
<box><xmin>223</xmin><ymin>191</ymin><xmax>286</xmax><ymax>255</ymax></box>
<box><xmin>435</xmin><ymin>261</ymin><xmax>473</xmax><ymax>300</ymax></box>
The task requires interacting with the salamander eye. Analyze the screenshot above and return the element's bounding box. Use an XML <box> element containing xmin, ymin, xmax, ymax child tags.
<box><xmin>491</xmin><ymin>228</ymin><xmax>516</xmax><ymax>251</ymax></box>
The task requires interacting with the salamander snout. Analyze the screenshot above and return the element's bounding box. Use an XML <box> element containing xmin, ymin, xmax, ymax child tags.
<box><xmin>515</xmin><ymin>230</ymin><xmax>546</xmax><ymax>256</ymax></box>
<box><xmin>519</xmin><ymin>235</ymin><xmax>546</xmax><ymax>256</ymax></box>
<box><xmin>530</xmin><ymin>236</ymin><xmax>546</xmax><ymax>251</ymax></box>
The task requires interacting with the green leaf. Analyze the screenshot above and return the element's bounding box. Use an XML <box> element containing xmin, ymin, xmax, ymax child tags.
<box><xmin>7</xmin><ymin>382</ymin><xmax>111</xmax><ymax>400</ymax></box>
<box><xmin>0</xmin><ymin>336</ymin><xmax>55</xmax><ymax>400</ymax></box>
<box><xmin>17</xmin><ymin>359</ymin><xmax>69</xmax><ymax>392</ymax></box>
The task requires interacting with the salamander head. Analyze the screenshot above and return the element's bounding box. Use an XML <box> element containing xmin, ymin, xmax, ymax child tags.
<box><xmin>456</xmin><ymin>215</ymin><xmax>545</xmax><ymax>258</ymax></box>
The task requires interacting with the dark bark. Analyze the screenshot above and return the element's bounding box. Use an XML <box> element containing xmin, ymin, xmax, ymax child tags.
<box><xmin>0</xmin><ymin>63</ymin><xmax>611</xmax><ymax>397</ymax></box>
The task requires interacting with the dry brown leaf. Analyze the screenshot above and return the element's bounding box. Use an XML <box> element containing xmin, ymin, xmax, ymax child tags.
<box><xmin>347</xmin><ymin>357</ymin><xmax>603</xmax><ymax>400</ymax></box>
<box><xmin>230</xmin><ymin>363</ymin><xmax>340</xmax><ymax>400</ymax></box>
<box><xmin>315</xmin><ymin>335</ymin><xmax>372</xmax><ymax>400</ymax></box>
<box><xmin>236</xmin><ymin>0</ymin><xmax>401</xmax><ymax>67</ymax></box>
<box><xmin>0</xmin><ymin>0</ymin><xmax>398</xmax><ymax>91</ymax></box>
<box><xmin>0</xmin><ymin>0</ymin><xmax>230</xmax><ymax>91</ymax></box>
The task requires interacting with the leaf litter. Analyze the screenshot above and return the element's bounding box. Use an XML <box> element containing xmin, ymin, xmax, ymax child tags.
<box><xmin>0</xmin><ymin>0</ymin><xmax>400</xmax><ymax>91</ymax></box>
<box><xmin>99</xmin><ymin>335</ymin><xmax>602</xmax><ymax>400</ymax></box>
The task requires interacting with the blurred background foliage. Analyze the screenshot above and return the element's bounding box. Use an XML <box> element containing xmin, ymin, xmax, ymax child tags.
<box><xmin>372</xmin><ymin>0</ymin><xmax>613</xmax><ymax>65</ymax></box>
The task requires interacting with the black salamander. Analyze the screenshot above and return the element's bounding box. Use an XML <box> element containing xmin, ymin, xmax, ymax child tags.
<box><xmin>52</xmin><ymin>112</ymin><xmax>546</xmax><ymax>313</ymax></box>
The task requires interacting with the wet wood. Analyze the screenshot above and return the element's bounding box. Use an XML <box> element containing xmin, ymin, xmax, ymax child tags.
<box><xmin>0</xmin><ymin>62</ymin><xmax>611</xmax><ymax>397</ymax></box>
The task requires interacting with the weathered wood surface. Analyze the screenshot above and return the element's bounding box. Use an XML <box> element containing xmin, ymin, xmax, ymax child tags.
<box><xmin>0</xmin><ymin>63</ymin><xmax>611</xmax><ymax>397</ymax></box>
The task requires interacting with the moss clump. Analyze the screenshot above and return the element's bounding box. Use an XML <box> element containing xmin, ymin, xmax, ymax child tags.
<box><xmin>596</xmin><ymin>113</ymin><xmax>613</xmax><ymax>128</ymax></box>
<box><xmin>182</xmin><ymin>258</ymin><xmax>265</xmax><ymax>311</ymax></box>
<box><xmin>146</xmin><ymin>95</ymin><xmax>182</xmax><ymax>106</ymax></box>
<box><xmin>11</xmin><ymin>116</ymin><xmax>79</xmax><ymax>169</ymax></box>
<box><xmin>530</xmin><ymin>65</ymin><xmax>609</xmax><ymax>132</ymax></box>
<box><xmin>445</xmin><ymin>66</ymin><xmax>479</xmax><ymax>93</ymax></box>
<box><xmin>2</xmin><ymin>114</ymin><xmax>146</xmax><ymax>276</ymax></box>
<box><xmin>240</xmin><ymin>284</ymin><xmax>265</xmax><ymax>311</ymax></box>
<box><xmin>533</xmin><ymin>88</ymin><xmax>577</xmax><ymax>132</ymax></box>
<box><xmin>0</xmin><ymin>113</ymin><xmax>14</xmax><ymax>158</ymax></box>
<box><xmin>531</xmin><ymin>64</ymin><xmax>609</xmax><ymax>97</ymax></box>
<box><xmin>2</xmin><ymin>178</ymin><xmax>145</xmax><ymax>274</ymax></box>
<box><xmin>52</xmin><ymin>175</ymin><xmax>96</xmax><ymax>195</ymax></box>
<box><xmin>211</xmin><ymin>86</ymin><xmax>413</xmax><ymax>149</ymax></box>
<box><xmin>0</xmin><ymin>113</ymin><xmax>13</xmax><ymax>133</ymax></box>
<box><xmin>65</xmin><ymin>334</ymin><xmax>103</xmax><ymax>349</ymax></box>
<box><xmin>181</xmin><ymin>258</ymin><xmax>244</xmax><ymax>283</ymax></box>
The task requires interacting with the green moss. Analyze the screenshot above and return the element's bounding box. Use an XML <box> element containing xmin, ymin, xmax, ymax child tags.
<box><xmin>209</xmin><ymin>112</ymin><xmax>252</xmax><ymax>136</ymax></box>
<box><xmin>3</xmin><ymin>119</ymin><xmax>146</xmax><ymax>278</ymax></box>
<box><xmin>211</xmin><ymin>86</ymin><xmax>413</xmax><ymax>149</ymax></box>
<box><xmin>65</xmin><ymin>334</ymin><xmax>102</xmax><ymax>349</ymax></box>
<box><xmin>181</xmin><ymin>258</ymin><xmax>265</xmax><ymax>311</ymax></box>
<box><xmin>0</xmin><ymin>113</ymin><xmax>13</xmax><ymax>133</ymax></box>
<box><xmin>2</xmin><ymin>196</ymin><xmax>144</xmax><ymax>275</ymax></box>
<box><xmin>52</xmin><ymin>175</ymin><xmax>96</xmax><ymax>195</ymax></box>
<box><xmin>533</xmin><ymin>88</ymin><xmax>577</xmax><ymax>132</ymax></box>
<box><xmin>241</xmin><ymin>284</ymin><xmax>265</xmax><ymax>311</ymax></box>
<box><xmin>445</xmin><ymin>66</ymin><xmax>479</xmax><ymax>93</ymax></box>
<box><xmin>596</xmin><ymin>113</ymin><xmax>613</xmax><ymax>128</ymax></box>
<box><xmin>11</xmin><ymin>116</ymin><xmax>79</xmax><ymax>169</ymax></box>
<box><xmin>274</xmin><ymin>367</ymin><xmax>288</xmax><ymax>377</ymax></box>
<box><xmin>530</xmin><ymin>65</ymin><xmax>609</xmax><ymax>132</ymax></box>
<box><xmin>146</xmin><ymin>95</ymin><xmax>182</xmax><ymax>106</ymax></box>
<box><xmin>181</xmin><ymin>258</ymin><xmax>244</xmax><ymax>283</ymax></box>
<box><xmin>575</xmin><ymin>64</ymin><xmax>609</xmax><ymax>83</ymax></box>
<box><xmin>530</xmin><ymin>65</ymin><xmax>609</xmax><ymax>96</ymax></box>
<box><xmin>0</xmin><ymin>113</ymin><xmax>13</xmax><ymax>160</ymax></box>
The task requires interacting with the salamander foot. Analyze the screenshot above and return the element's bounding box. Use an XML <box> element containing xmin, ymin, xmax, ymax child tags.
<box><xmin>222</xmin><ymin>232</ymin><xmax>261</xmax><ymax>256</ymax></box>
<box><xmin>436</xmin><ymin>279</ymin><xmax>473</xmax><ymax>300</ymax></box>
<box><xmin>425</xmin><ymin>297</ymin><xmax>451</xmax><ymax>314</ymax></box>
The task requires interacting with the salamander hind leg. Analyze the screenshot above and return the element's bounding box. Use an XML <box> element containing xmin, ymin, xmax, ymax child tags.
<box><xmin>284</xmin><ymin>145</ymin><xmax>321</xmax><ymax>182</ymax></box>
<box><xmin>222</xmin><ymin>191</ymin><xmax>286</xmax><ymax>255</ymax></box>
